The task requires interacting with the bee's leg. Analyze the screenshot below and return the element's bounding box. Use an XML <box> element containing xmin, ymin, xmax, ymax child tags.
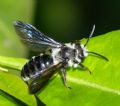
<box><xmin>60</xmin><ymin>68</ymin><xmax>71</xmax><ymax>89</ymax></box>
<box><xmin>79</xmin><ymin>63</ymin><xmax>92</xmax><ymax>74</ymax></box>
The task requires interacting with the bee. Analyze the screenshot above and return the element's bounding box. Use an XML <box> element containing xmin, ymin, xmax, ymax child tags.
<box><xmin>14</xmin><ymin>21</ymin><xmax>108</xmax><ymax>94</ymax></box>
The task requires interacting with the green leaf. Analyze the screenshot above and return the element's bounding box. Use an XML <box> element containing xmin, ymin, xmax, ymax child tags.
<box><xmin>0</xmin><ymin>56</ymin><xmax>37</xmax><ymax>106</ymax></box>
<box><xmin>0</xmin><ymin>66</ymin><xmax>8</xmax><ymax>72</ymax></box>
<box><xmin>0</xmin><ymin>90</ymin><xmax>18</xmax><ymax>106</ymax></box>
<box><xmin>0</xmin><ymin>56</ymin><xmax>27</xmax><ymax>70</ymax></box>
<box><xmin>0</xmin><ymin>90</ymin><xmax>26</xmax><ymax>106</ymax></box>
<box><xmin>0</xmin><ymin>30</ymin><xmax>120</xmax><ymax>106</ymax></box>
<box><xmin>0</xmin><ymin>70</ymin><xmax>37</xmax><ymax>106</ymax></box>
<box><xmin>36</xmin><ymin>30</ymin><xmax>120</xmax><ymax>106</ymax></box>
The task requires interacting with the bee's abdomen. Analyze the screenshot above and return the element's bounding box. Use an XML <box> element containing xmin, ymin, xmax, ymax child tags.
<box><xmin>21</xmin><ymin>54</ymin><xmax>53</xmax><ymax>81</ymax></box>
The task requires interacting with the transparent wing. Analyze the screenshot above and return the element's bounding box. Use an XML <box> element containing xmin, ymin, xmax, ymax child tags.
<box><xmin>13</xmin><ymin>21</ymin><xmax>62</xmax><ymax>52</ymax></box>
<box><xmin>28</xmin><ymin>62</ymin><xmax>63</xmax><ymax>93</ymax></box>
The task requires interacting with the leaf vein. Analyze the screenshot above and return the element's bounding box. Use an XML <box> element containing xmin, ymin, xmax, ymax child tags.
<box><xmin>68</xmin><ymin>76</ymin><xmax>120</xmax><ymax>95</ymax></box>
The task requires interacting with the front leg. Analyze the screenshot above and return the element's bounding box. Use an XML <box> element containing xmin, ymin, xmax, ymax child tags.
<box><xmin>73</xmin><ymin>60</ymin><xmax>91</xmax><ymax>74</ymax></box>
<box><xmin>79</xmin><ymin>63</ymin><xmax>92</xmax><ymax>74</ymax></box>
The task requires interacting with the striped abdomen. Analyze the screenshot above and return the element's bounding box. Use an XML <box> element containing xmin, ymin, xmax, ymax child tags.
<box><xmin>21</xmin><ymin>54</ymin><xmax>63</xmax><ymax>93</ymax></box>
<box><xmin>21</xmin><ymin>54</ymin><xmax>53</xmax><ymax>83</ymax></box>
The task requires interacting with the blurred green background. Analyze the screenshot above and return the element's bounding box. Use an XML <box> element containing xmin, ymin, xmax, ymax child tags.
<box><xmin>0</xmin><ymin>0</ymin><xmax>120</xmax><ymax>58</ymax></box>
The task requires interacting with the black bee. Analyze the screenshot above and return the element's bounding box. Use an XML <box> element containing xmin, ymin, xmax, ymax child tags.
<box><xmin>14</xmin><ymin>21</ymin><xmax>108</xmax><ymax>94</ymax></box>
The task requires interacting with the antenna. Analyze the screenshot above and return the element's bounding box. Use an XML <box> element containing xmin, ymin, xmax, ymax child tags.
<box><xmin>87</xmin><ymin>51</ymin><xmax>109</xmax><ymax>61</ymax></box>
<box><xmin>84</xmin><ymin>25</ymin><xmax>95</xmax><ymax>47</ymax></box>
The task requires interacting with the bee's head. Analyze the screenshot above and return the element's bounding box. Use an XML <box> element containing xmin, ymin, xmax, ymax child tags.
<box><xmin>74</xmin><ymin>42</ymin><xmax>87</xmax><ymax>61</ymax></box>
<box><xmin>74</xmin><ymin>25</ymin><xmax>95</xmax><ymax>61</ymax></box>
<box><xmin>75</xmin><ymin>25</ymin><xmax>108</xmax><ymax>62</ymax></box>
<box><xmin>64</xmin><ymin>24</ymin><xmax>108</xmax><ymax>67</ymax></box>
<box><xmin>64</xmin><ymin>25</ymin><xmax>95</xmax><ymax>63</ymax></box>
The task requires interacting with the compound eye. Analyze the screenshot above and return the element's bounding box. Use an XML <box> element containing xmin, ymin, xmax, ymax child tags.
<box><xmin>78</xmin><ymin>54</ymin><xmax>84</xmax><ymax>59</ymax></box>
